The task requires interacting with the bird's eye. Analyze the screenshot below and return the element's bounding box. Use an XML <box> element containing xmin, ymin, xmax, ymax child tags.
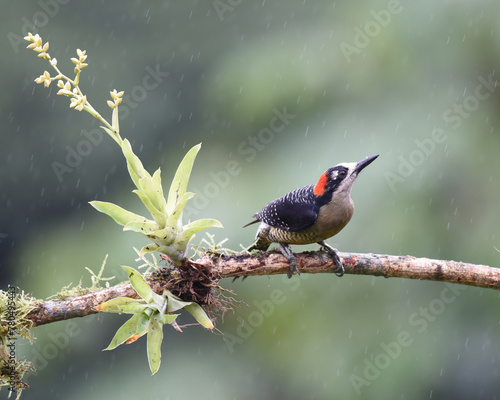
<box><xmin>339</xmin><ymin>170</ymin><xmax>347</xmax><ymax>178</ymax></box>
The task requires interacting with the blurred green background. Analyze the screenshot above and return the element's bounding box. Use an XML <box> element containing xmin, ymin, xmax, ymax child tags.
<box><xmin>2</xmin><ymin>1</ymin><xmax>500</xmax><ymax>399</ymax></box>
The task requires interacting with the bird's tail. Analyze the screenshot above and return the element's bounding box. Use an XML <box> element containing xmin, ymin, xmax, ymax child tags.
<box><xmin>242</xmin><ymin>219</ymin><xmax>260</xmax><ymax>228</ymax></box>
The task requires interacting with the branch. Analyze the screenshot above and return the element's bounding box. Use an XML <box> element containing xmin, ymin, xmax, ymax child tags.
<box><xmin>26</xmin><ymin>251</ymin><xmax>500</xmax><ymax>327</ymax></box>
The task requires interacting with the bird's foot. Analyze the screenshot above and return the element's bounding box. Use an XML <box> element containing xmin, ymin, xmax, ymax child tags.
<box><xmin>317</xmin><ymin>241</ymin><xmax>344</xmax><ymax>277</ymax></box>
<box><xmin>287</xmin><ymin>258</ymin><xmax>300</xmax><ymax>279</ymax></box>
<box><xmin>278</xmin><ymin>243</ymin><xmax>300</xmax><ymax>279</ymax></box>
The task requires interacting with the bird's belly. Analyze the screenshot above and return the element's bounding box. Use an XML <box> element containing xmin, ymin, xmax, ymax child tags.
<box><xmin>266</xmin><ymin>223</ymin><xmax>347</xmax><ymax>244</ymax></box>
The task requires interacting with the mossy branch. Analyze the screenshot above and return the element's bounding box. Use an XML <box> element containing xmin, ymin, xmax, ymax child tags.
<box><xmin>24</xmin><ymin>251</ymin><xmax>500</xmax><ymax>327</ymax></box>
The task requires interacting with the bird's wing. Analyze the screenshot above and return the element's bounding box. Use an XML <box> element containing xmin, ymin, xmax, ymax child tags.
<box><xmin>257</xmin><ymin>185</ymin><xmax>318</xmax><ymax>232</ymax></box>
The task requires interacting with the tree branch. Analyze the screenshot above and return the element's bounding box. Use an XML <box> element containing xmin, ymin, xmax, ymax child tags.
<box><xmin>25</xmin><ymin>251</ymin><xmax>500</xmax><ymax>327</ymax></box>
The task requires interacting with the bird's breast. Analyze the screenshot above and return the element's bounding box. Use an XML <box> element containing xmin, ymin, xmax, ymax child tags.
<box><xmin>310</xmin><ymin>195</ymin><xmax>354</xmax><ymax>239</ymax></box>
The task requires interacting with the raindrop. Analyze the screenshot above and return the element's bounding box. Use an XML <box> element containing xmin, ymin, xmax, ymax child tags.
<box><xmin>305</xmin><ymin>126</ymin><xmax>309</xmax><ymax>137</ymax></box>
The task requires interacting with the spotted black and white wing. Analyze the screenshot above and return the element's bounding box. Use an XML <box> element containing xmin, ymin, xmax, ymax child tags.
<box><xmin>254</xmin><ymin>185</ymin><xmax>318</xmax><ymax>232</ymax></box>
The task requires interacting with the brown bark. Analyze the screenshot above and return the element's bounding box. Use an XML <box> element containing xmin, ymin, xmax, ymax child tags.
<box><xmin>25</xmin><ymin>251</ymin><xmax>500</xmax><ymax>327</ymax></box>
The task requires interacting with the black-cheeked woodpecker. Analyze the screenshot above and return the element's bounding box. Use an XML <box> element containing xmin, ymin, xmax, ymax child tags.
<box><xmin>244</xmin><ymin>155</ymin><xmax>378</xmax><ymax>278</ymax></box>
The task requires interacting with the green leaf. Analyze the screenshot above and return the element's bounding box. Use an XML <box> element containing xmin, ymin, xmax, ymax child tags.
<box><xmin>138</xmin><ymin>243</ymin><xmax>185</xmax><ymax>265</ymax></box>
<box><xmin>146</xmin><ymin>226</ymin><xmax>175</xmax><ymax>245</ymax></box>
<box><xmin>166</xmin><ymin>143</ymin><xmax>201</xmax><ymax>215</ymax></box>
<box><xmin>185</xmin><ymin>303</ymin><xmax>214</xmax><ymax>329</ymax></box>
<box><xmin>123</xmin><ymin>220</ymin><xmax>159</xmax><ymax>235</ymax></box>
<box><xmin>132</xmin><ymin>189</ymin><xmax>166</xmax><ymax>227</ymax></box>
<box><xmin>165</xmin><ymin>292</ymin><xmax>192</xmax><ymax>313</ymax></box>
<box><xmin>116</xmin><ymin>302</ymin><xmax>150</xmax><ymax>315</ymax></box>
<box><xmin>166</xmin><ymin>191</ymin><xmax>195</xmax><ymax>228</ymax></box>
<box><xmin>112</xmin><ymin>104</ymin><xmax>119</xmax><ymax>133</ymax></box>
<box><xmin>147</xmin><ymin>316</ymin><xmax>163</xmax><ymax>375</ymax></box>
<box><xmin>175</xmin><ymin>219</ymin><xmax>223</xmax><ymax>249</ymax></box>
<box><xmin>156</xmin><ymin>313</ymin><xmax>178</xmax><ymax>325</ymax></box>
<box><xmin>104</xmin><ymin>313</ymin><xmax>147</xmax><ymax>350</ymax></box>
<box><xmin>100</xmin><ymin>126</ymin><xmax>114</xmax><ymax>137</ymax></box>
<box><xmin>139</xmin><ymin>243</ymin><xmax>167</xmax><ymax>258</ymax></box>
<box><xmin>96</xmin><ymin>297</ymin><xmax>145</xmax><ymax>313</ymax></box>
<box><xmin>150</xmin><ymin>291</ymin><xmax>168</xmax><ymax>313</ymax></box>
<box><xmin>90</xmin><ymin>201</ymin><xmax>157</xmax><ymax>230</ymax></box>
<box><xmin>122</xmin><ymin>138</ymin><xmax>151</xmax><ymax>189</ymax></box>
<box><xmin>122</xmin><ymin>266</ymin><xmax>154</xmax><ymax>303</ymax></box>
<box><xmin>151</xmin><ymin>168</ymin><xmax>168</xmax><ymax>215</ymax></box>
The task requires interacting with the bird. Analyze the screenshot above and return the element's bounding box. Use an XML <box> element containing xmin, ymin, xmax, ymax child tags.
<box><xmin>243</xmin><ymin>155</ymin><xmax>378</xmax><ymax>278</ymax></box>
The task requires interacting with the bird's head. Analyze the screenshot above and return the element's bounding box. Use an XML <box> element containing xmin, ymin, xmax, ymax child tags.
<box><xmin>313</xmin><ymin>155</ymin><xmax>379</xmax><ymax>197</ymax></box>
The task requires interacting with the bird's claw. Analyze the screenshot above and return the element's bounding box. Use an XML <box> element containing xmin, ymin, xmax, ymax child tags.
<box><xmin>288</xmin><ymin>259</ymin><xmax>300</xmax><ymax>279</ymax></box>
<box><xmin>318</xmin><ymin>241</ymin><xmax>344</xmax><ymax>277</ymax></box>
<box><xmin>333</xmin><ymin>258</ymin><xmax>344</xmax><ymax>277</ymax></box>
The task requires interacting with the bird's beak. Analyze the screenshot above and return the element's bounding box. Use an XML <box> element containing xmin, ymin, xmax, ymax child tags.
<box><xmin>354</xmin><ymin>155</ymin><xmax>379</xmax><ymax>174</ymax></box>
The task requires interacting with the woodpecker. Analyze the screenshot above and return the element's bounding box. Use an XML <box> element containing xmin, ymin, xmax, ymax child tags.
<box><xmin>244</xmin><ymin>155</ymin><xmax>378</xmax><ymax>278</ymax></box>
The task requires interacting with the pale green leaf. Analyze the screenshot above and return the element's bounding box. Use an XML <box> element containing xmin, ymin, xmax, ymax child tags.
<box><xmin>122</xmin><ymin>266</ymin><xmax>154</xmax><ymax>303</ymax></box>
<box><xmin>104</xmin><ymin>313</ymin><xmax>144</xmax><ymax>350</ymax></box>
<box><xmin>165</xmin><ymin>192</ymin><xmax>195</xmax><ymax>228</ymax></box>
<box><xmin>112</xmin><ymin>104</ymin><xmax>119</xmax><ymax>133</ymax></box>
<box><xmin>185</xmin><ymin>303</ymin><xmax>214</xmax><ymax>329</ymax></box>
<box><xmin>145</xmin><ymin>226</ymin><xmax>175</xmax><ymax>245</ymax></box>
<box><xmin>138</xmin><ymin>243</ymin><xmax>185</xmax><ymax>265</ymax></box>
<box><xmin>138</xmin><ymin>243</ymin><xmax>165</xmax><ymax>258</ymax></box>
<box><xmin>149</xmin><ymin>291</ymin><xmax>168</xmax><ymax>313</ymax></box>
<box><xmin>100</xmin><ymin>126</ymin><xmax>114</xmax><ymax>137</ymax></box>
<box><xmin>151</xmin><ymin>168</ymin><xmax>168</xmax><ymax>215</ymax></box>
<box><xmin>132</xmin><ymin>189</ymin><xmax>166</xmax><ymax>227</ymax></box>
<box><xmin>147</xmin><ymin>317</ymin><xmax>163</xmax><ymax>375</ymax></box>
<box><xmin>122</xmin><ymin>138</ymin><xmax>151</xmax><ymax>189</ymax></box>
<box><xmin>182</xmin><ymin>219</ymin><xmax>223</xmax><ymax>238</ymax></box>
<box><xmin>96</xmin><ymin>297</ymin><xmax>145</xmax><ymax>313</ymax></box>
<box><xmin>156</xmin><ymin>313</ymin><xmax>178</xmax><ymax>325</ymax></box>
<box><xmin>117</xmin><ymin>302</ymin><xmax>150</xmax><ymax>314</ymax></box>
<box><xmin>90</xmin><ymin>201</ymin><xmax>157</xmax><ymax>229</ymax></box>
<box><xmin>165</xmin><ymin>292</ymin><xmax>192</xmax><ymax>313</ymax></box>
<box><xmin>175</xmin><ymin>219</ymin><xmax>223</xmax><ymax>248</ymax></box>
<box><xmin>166</xmin><ymin>143</ymin><xmax>201</xmax><ymax>215</ymax></box>
<box><xmin>123</xmin><ymin>220</ymin><xmax>159</xmax><ymax>235</ymax></box>
<box><xmin>100</xmin><ymin>125</ymin><xmax>122</xmax><ymax>146</ymax></box>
